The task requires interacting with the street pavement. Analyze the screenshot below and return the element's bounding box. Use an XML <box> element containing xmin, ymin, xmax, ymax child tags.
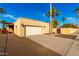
<box><xmin>75</xmin><ymin>34</ymin><xmax>79</xmax><ymax>40</ymax></box>
<box><xmin>0</xmin><ymin>33</ymin><xmax>79</xmax><ymax>56</ymax></box>
<box><xmin>67</xmin><ymin>34</ymin><xmax>79</xmax><ymax>56</ymax></box>
<box><xmin>0</xmin><ymin>33</ymin><xmax>60</xmax><ymax>56</ymax></box>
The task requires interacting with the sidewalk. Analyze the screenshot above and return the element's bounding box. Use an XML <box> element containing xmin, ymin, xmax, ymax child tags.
<box><xmin>27</xmin><ymin>34</ymin><xmax>74</xmax><ymax>56</ymax></box>
<box><xmin>66</xmin><ymin>40</ymin><xmax>79</xmax><ymax>56</ymax></box>
<box><xmin>75</xmin><ymin>34</ymin><xmax>79</xmax><ymax>40</ymax></box>
<box><xmin>67</xmin><ymin>34</ymin><xmax>79</xmax><ymax>56</ymax></box>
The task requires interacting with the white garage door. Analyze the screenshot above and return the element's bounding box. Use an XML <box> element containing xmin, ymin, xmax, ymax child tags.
<box><xmin>25</xmin><ymin>26</ymin><xmax>43</xmax><ymax>36</ymax></box>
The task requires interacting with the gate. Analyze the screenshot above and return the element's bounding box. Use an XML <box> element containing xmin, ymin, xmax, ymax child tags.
<box><xmin>57</xmin><ymin>28</ymin><xmax>61</xmax><ymax>34</ymax></box>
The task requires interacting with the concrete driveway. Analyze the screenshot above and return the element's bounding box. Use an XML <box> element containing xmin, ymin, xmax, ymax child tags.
<box><xmin>27</xmin><ymin>34</ymin><xmax>74</xmax><ymax>56</ymax></box>
<box><xmin>0</xmin><ymin>33</ymin><xmax>60</xmax><ymax>56</ymax></box>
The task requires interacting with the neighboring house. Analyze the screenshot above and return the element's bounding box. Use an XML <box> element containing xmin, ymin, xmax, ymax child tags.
<box><xmin>6</xmin><ymin>23</ymin><xmax>14</xmax><ymax>33</ymax></box>
<box><xmin>0</xmin><ymin>22</ymin><xmax>14</xmax><ymax>33</ymax></box>
<box><xmin>14</xmin><ymin>17</ymin><xmax>49</xmax><ymax>37</ymax></box>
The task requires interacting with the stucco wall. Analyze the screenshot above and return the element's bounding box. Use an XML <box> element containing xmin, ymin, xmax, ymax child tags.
<box><xmin>52</xmin><ymin>28</ymin><xmax>78</xmax><ymax>34</ymax></box>
<box><xmin>52</xmin><ymin>28</ymin><xmax>57</xmax><ymax>34</ymax></box>
<box><xmin>61</xmin><ymin>28</ymin><xmax>78</xmax><ymax>34</ymax></box>
<box><xmin>14</xmin><ymin>18</ymin><xmax>49</xmax><ymax>37</ymax></box>
<box><xmin>14</xmin><ymin>18</ymin><xmax>22</xmax><ymax>36</ymax></box>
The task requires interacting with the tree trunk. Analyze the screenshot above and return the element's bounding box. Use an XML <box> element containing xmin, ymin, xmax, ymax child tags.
<box><xmin>49</xmin><ymin>15</ymin><xmax>54</xmax><ymax>33</ymax></box>
<box><xmin>49</xmin><ymin>3</ymin><xmax>54</xmax><ymax>33</ymax></box>
<box><xmin>77</xmin><ymin>17</ymin><xmax>79</xmax><ymax>33</ymax></box>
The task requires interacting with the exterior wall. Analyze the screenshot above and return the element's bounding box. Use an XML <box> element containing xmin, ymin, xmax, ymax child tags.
<box><xmin>52</xmin><ymin>28</ymin><xmax>57</xmax><ymax>34</ymax></box>
<box><xmin>14</xmin><ymin>18</ymin><xmax>49</xmax><ymax>37</ymax></box>
<box><xmin>14</xmin><ymin>19</ymin><xmax>21</xmax><ymax>36</ymax></box>
<box><xmin>61</xmin><ymin>28</ymin><xmax>77</xmax><ymax>34</ymax></box>
<box><xmin>52</xmin><ymin>28</ymin><xmax>78</xmax><ymax>34</ymax></box>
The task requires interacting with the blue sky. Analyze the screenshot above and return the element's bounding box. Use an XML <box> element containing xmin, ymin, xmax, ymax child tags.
<box><xmin>0</xmin><ymin>3</ymin><xmax>50</xmax><ymax>23</ymax></box>
<box><xmin>1</xmin><ymin>3</ymin><xmax>79</xmax><ymax>28</ymax></box>
<box><xmin>52</xmin><ymin>3</ymin><xmax>79</xmax><ymax>27</ymax></box>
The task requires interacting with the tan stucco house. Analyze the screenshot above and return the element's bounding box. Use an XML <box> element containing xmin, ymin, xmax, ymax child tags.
<box><xmin>14</xmin><ymin>17</ymin><xmax>49</xmax><ymax>37</ymax></box>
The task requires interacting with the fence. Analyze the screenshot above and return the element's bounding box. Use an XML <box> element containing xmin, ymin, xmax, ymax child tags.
<box><xmin>52</xmin><ymin>28</ymin><xmax>78</xmax><ymax>34</ymax></box>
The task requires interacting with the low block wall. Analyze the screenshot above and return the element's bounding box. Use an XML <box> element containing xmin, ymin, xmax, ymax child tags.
<box><xmin>52</xmin><ymin>28</ymin><xmax>57</xmax><ymax>34</ymax></box>
<box><xmin>52</xmin><ymin>28</ymin><xmax>78</xmax><ymax>34</ymax></box>
<box><xmin>61</xmin><ymin>28</ymin><xmax>77</xmax><ymax>34</ymax></box>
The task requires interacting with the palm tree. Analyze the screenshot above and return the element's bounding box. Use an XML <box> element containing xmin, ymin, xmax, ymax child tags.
<box><xmin>74</xmin><ymin>7</ymin><xmax>79</xmax><ymax>33</ymax></box>
<box><xmin>46</xmin><ymin>4</ymin><xmax>59</xmax><ymax>33</ymax></box>
<box><xmin>0</xmin><ymin>8</ymin><xmax>6</xmax><ymax>14</ymax></box>
<box><xmin>0</xmin><ymin>8</ymin><xmax>6</xmax><ymax>29</ymax></box>
<box><xmin>2</xmin><ymin>20</ymin><xmax>7</xmax><ymax>29</ymax></box>
<box><xmin>53</xmin><ymin>20</ymin><xmax>59</xmax><ymax>28</ymax></box>
<box><xmin>62</xmin><ymin>17</ymin><xmax>67</xmax><ymax>23</ymax></box>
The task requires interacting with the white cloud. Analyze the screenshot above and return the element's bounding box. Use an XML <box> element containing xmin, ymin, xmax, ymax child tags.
<box><xmin>42</xmin><ymin>13</ymin><xmax>48</xmax><ymax>18</ymax></box>
<box><xmin>2</xmin><ymin>14</ymin><xmax>17</xmax><ymax>20</ymax></box>
<box><xmin>66</xmin><ymin>17</ymin><xmax>76</xmax><ymax>20</ymax></box>
<box><xmin>42</xmin><ymin>13</ymin><xmax>45</xmax><ymax>17</ymax></box>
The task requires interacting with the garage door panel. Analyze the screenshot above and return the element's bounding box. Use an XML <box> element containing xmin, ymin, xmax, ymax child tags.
<box><xmin>26</xmin><ymin>26</ymin><xmax>43</xmax><ymax>36</ymax></box>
